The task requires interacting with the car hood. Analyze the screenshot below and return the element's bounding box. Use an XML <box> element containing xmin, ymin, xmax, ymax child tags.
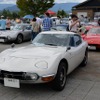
<box><xmin>0</xmin><ymin>45</ymin><xmax>66</xmax><ymax>72</ymax></box>
<box><xmin>0</xmin><ymin>30</ymin><xmax>19</xmax><ymax>36</ymax></box>
<box><xmin>9</xmin><ymin>45</ymin><xmax>65</xmax><ymax>58</ymax></box>
<box><xmin>84</xmin><ymin>34</ymin><xmax>100</xmax><ymax>44</ymax></box>
<box><xmin>86</xmin><ymin>33</ymin><xmax>100</xmax><ymax>39</ymax></box>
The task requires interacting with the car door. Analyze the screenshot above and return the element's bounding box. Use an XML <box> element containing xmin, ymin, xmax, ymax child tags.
<box><xmin>73</xmin><ymin>35</ymin><xmax>85</xmax><ymax>64</ymax></box>
<box><xmin>67</xmin><ymin>35</ymin><xmax>85</xmax><ymax>73</ymax></box>
<box><xmin>22</xmin><ymin>25</ymin><xmax>32</xmax><ymax>40</ymax></box>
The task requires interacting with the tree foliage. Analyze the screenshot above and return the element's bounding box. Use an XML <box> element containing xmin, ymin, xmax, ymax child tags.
<box><xmin>16</xmin><ymin>0</ymin><xmax>54</xmax><ymax>16</ymax></box>
<box><xmin>57</xmin><ymin>10</ymin><xmax>68</xmax><ymax>18</ymax></box>
<box><xmin>0</xmin><ymin>9</ymin><xmax>20</xmax><ymax>19</ymax></box>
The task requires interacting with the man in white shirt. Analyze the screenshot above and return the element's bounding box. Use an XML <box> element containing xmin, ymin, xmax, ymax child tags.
<box><xmin>56</xmin><ymin>16</ymin><xmax>61</xmax><ymax>25</ymax></box>
<box><xmin>69</xmin><ymin>14</ymin><xmax>80</xmax><ymax>33</ymax></box>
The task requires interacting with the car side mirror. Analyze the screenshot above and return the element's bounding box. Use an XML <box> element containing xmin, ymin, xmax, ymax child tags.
<box><xmin>11</xmin><ymin>43</ymin><xmax>15</xmax><ymax>48</ymax></box>
<box><xmin>66</xmin><ymin>46</ymin><xmax>71</xmax><ymax>51</ymax></box>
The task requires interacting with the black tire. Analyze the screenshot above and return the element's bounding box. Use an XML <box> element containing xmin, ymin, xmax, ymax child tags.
<box><xmin>16</xmin><ymin>34</ymin><xmax>23</xmax><ymax>44</ymax></box>
<box><xmin>96</xmin><ymin>47</ymin><xmax>100</xmax><ymax>51</ymax></box>
<box><xmin>81</xmin><ymin>49</ymin><xmax>88</xmax><ymax>66</ymax></box>
<box><xmin>51</xmin><ymin>62</ymin><xmax>67</xmax><ymax>91</ymax></box>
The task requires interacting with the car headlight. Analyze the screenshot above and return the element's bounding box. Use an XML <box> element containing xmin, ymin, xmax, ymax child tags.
<box><xmin>35</xmin><ymin>61</ymin><xmax>48</xmax><ymax>69</ymax></box>
<box><xmin>25</xmin><ymin>73</ymin><xmax>38</xmax><ymax>80</ymax></box>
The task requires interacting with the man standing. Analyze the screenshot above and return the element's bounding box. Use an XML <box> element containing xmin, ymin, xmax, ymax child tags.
<box><xmin>31</xmin><ymin>18</ymin><xmax>40</xmax><ymax>40</ymax></box>
<box><xmin>36</xmin><ymin>16</ymin><xmax>42</xmax><ymax>32</ymax></box>
<box><xmin>69</xmin><ymin>14</ymin><xmax>80</xmax><ymax>33</ymax></box>
<box><xmin>55</xmin><ymin>16</ymin><xmax>61</xmax><ymax>25</ymax></box>
<box><xmin>42</xmin><ymin>12</ymin><xmax>52</xmax><ymax>31</ymax></box>
<box><xmin>6</xmin><ymin>17</ymin><xmax>11</xmax><ymax>30</ymax></box>
<box><xmin>0</xmin><ymin>15</ymin><xmax>6</xmax><ymax>30</ymax></box>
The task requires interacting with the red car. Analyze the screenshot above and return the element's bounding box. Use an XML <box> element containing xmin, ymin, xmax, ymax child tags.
<box><xmin>81</xmin><ymin>25</ymin><xmax>94</xmax><ymax>39</ymax></box>
<box><xmin>83</xmin><ymin>27</ymin><xmax>100</xmax><ymax>50</ymax></box>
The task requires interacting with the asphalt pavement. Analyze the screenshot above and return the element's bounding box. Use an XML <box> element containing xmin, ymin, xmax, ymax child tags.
<box><xmin>0</xmin><ymin>42</ymin><xmax>100</xmax><ymax>100</ymax></box>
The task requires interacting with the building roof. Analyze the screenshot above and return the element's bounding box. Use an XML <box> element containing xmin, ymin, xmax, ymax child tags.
<box><xmin>46</xmin><ymin>10</ymin><xmax>56</xmax><ymax>15</ymax></box>
<box><xmin>73</xmin><ymin>0</ymin><xmax>100</xmax><ymax>9</ymax></box>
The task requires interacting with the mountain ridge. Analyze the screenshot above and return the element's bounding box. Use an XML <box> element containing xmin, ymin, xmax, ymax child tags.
<box><xmin>0</xmin><ymin>3</ymin><xmax>79</xmax><ymax>12</ymax></box>
<box><xmin>0</xmin><ymin>4</ymin><xmax>15</xmax><ymax>10</ymax></box>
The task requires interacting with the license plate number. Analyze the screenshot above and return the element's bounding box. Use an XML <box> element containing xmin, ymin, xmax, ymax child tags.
<box><xmin>4</xmin><ymin>78</ymin><xmax>20</xmax><ymax>88</ymax></box>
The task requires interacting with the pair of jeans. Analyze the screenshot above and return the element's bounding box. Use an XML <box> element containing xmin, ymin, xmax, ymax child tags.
<box><xmin>31</xmin><ymin>31</ymin><xmax>38</xmax><ymax>40</ymax></box>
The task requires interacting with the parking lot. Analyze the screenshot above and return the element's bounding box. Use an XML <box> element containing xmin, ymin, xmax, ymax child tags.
<box><xmin>0</xmin><ymin>42</ymin><xmax>100</xmax><ymax>100</ymax></box>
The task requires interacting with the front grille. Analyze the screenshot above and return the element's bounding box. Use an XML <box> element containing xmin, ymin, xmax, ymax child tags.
<box><xmin>0</xmin><ymin>37</ymin><xmax>6</xmax><ymax>39</ymax></box>
<box><xmin>0</xmin><ymin>70</ymin><xmax>26</xmax><ymax>80</ymax></box>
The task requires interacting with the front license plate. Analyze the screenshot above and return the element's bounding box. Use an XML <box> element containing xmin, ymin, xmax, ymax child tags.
<box><xmin>0</xmin><ymin>39</ymin><xmax>4</xmax><ymax>42</ymax></box>
<box><xmin>4</xmin><ymin>78</ymin><xmax>20</xmax><ymax>88</ymax></box>
<box><xmin>88</xmin><ymin>46</ymin><xmax>96</xmax><ymax>49</ymax></box>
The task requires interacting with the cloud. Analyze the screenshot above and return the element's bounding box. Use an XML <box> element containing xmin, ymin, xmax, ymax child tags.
<box><xmin>0</xmin><ymin>0</ymin><xmax>16</xmax><ymax>4</ymax></box>
<box><xmin>0</xmin><ymin>0</ymin><xmax>86</xmax><ymax>4</ymax></box>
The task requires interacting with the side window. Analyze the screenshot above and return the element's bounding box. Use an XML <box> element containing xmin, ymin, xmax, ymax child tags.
<box><xmin>74</xmin><ymin>35</ymin><xmax>82</xmax><ymax>46</ymax></box>
<box><xmin>69</xmin><ymin>36</ymin><xmax>75</xmax><ymax>47</ymax></box>
<box><xmin>25</xmin><ymin>25</ymin><xmax>31</xmax><ymax>30</ymax></box>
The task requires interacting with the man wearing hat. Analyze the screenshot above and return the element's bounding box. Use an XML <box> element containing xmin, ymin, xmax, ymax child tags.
<box><xmin>0</xmin><ymin>15</ymin><xmax>6</xmax><ymax>30</ymax></box>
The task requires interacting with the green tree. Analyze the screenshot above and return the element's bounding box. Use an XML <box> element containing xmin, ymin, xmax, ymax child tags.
<box><xmin>16</xmin><ymin>0</ymin><xmax>54</xmax><ymax>16</ymax></box>
<box><xmin>57</xmin><ymin>10</ymin><xmax>68</xmax><ymax>18</ymax></box>
<box><xmin>1</xmin><ymin>9</ymin><xmax>8</xmax><ymax>18</ymax></box>
<box><xmin>0</xmin><ymin>9</ymin><xmax>20</xmax><ymax>19</ymax></box>
<box><xmin>12</xmin><ymin>12</ymin><xmax>20</xmax><ymax>19</ymax></box>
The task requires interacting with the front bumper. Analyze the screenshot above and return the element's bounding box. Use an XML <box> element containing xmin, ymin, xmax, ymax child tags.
<box><xmin>0</xmin><ymin>70</ymin><xmax>55</xmax><ymax>84</ymax></box>
<box><xmin>0</xmin><ymin>37</ymin><xmax>15</xmax><ymax>43</ymax></box>
<box><xmin>0</xmin><ymin>37</ymin><xmax>7</xmax><ymax>42</ymax></box>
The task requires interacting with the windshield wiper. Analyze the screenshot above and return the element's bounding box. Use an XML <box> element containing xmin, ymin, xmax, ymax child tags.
<box><xmin>44</xmin><ymin>43</ymin><xmax>57</xmax><ymax>46</ymax></box>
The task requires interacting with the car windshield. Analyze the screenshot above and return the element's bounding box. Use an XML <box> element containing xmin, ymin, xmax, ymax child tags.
<box><xmin>88</xmin><ymin>28</ymin><xmax>100</xmax><ymax>34</ymax></box>
<box><xmin>62</xmin><ymin>18</ymin><xmax>69</xmax><ymax>22</ymax></box>
<box><xmin>87</xmin><ymin>22</ymin><xmax>98</xmax><ymax>26</ymax></box>
<box><xmin>32</xmin><ymin>33</ymin><xmax>69</xmax><ymax>47</ymax></box>
<box><xmin>12</xmin><ymin>25</ymin><xmax>22</xmax><ymax>30</ymax></box>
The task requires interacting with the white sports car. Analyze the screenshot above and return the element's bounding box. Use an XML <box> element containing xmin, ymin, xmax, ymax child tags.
<box><xmin>0</xmin><ymin>31</ymin><xmax>88</xmax><ymax>91</ymax></box>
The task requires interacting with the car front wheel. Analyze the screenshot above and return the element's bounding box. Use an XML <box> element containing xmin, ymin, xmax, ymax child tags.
<box><xmin>16</xmin><ymin>34</ymin><xmax>23</xmax><ymax>44</ymax></box>
<box><xmin>51</xmin><ymin>62</ymin><xmax>67</xmax><ymax>91</ymax></box>
<box><xmin>81</xmin><ymin>49</ymin><xmax>88</xmax><ymax>66</ymax></box>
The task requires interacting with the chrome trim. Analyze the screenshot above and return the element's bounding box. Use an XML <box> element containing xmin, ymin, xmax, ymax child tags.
<box><xmin>41</xmin><ymin>74</ymin><xmax>56</xmax><ymax>78</ymax></box>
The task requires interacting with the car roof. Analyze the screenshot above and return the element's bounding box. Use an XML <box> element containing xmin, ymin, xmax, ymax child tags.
<box><xmin>40</xmin><ymin>31</ymin><xmax>76</xmax><ymax>35</ymax></box>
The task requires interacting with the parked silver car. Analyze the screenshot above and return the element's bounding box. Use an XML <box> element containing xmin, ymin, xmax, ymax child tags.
<box><xmin>0</xmin><ymin>24</ymin><xmax>32</xmax><ymax>44</ymax></box>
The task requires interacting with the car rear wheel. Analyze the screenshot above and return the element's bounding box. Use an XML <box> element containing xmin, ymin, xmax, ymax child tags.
<box><xmin>51</xmin><ymin>62</ymin><xmax>67</xmax><ymax>91</ymax></box>
<box><xmin>81</xmin><ymin>49</ymin><xmax>88</xmax><ymax>66</ymax></box>
<box><xmin>16</xmin><ymin>34</ymin><xmax>23</xmax><ymax>44</ymax></box>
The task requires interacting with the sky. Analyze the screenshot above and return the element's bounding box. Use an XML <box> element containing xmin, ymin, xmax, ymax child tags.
<box><xmin>0</xmin><ymin>0</ymin><xmax>86</xmax><ymax>4</ymax></box>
